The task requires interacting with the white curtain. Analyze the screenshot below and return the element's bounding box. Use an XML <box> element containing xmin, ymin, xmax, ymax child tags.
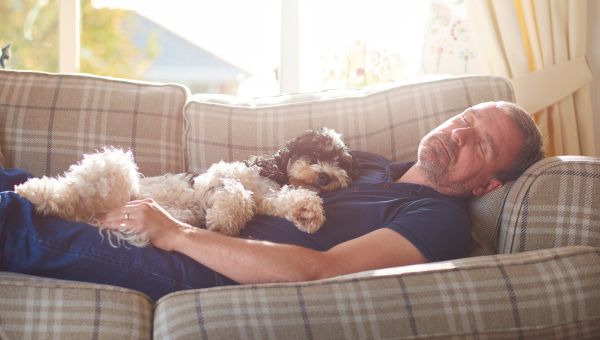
<box><xmin>465</xmin><ymin>0</ymin><xmax>596</xmax><ymax>156</ymax></box>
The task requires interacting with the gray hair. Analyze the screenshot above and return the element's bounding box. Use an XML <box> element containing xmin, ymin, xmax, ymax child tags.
<box><xmin>494</xmin><ymin>101</ymin><xmax>545</xmax><ymax>183</ymax></box>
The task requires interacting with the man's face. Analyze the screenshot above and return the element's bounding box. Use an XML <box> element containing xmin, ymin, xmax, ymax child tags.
<box><xmin>416</xmin><ymin>102</ymin><xmax>524</xmax><ymax>196</ymax></box>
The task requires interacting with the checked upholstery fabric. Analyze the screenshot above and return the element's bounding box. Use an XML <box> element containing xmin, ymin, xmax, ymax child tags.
<box><xmin>1</xmin><ymin>70</ymin><xmax>599</xmax><ymax>339</ymax></box>
<box><xmin>154</xmin><ymin>246</ymin><xmax>600</xmax><ymax>339</ymax></box>
<box><xmin>0</xmin><ymin>70</ymin><xmax>188</xmax><ymax>177</ymax></box>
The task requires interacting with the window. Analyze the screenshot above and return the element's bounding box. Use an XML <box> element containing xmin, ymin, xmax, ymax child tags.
<box><xmin>1</xmin><ymin>0</ymin><xmax>480</xmax><ymax>97</ymax></box>
<box><xmin>87</xmin><ymin>0</ymin><xmax>281</xmax><ymax>96</ymax></box>
<box><xmin>298</xmin><ymin>0</ymin><xmax>429</xmax><ymax>92</ymax></box>
<box><xmin>299</xmin><ymin>0</ymin><xmax>481</xmax><ymax>92</ymax></box>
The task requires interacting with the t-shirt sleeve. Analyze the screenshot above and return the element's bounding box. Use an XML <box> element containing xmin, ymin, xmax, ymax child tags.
<box><xmin>385</xmin><ymin>198</ymin><xmax>471</xmax><ymax>262</ymax></box>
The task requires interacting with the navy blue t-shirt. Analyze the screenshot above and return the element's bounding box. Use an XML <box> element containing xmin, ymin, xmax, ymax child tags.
<box><xmin>241</xmin><ymin>150</ymin><xmax>472</xmax><ymax>262</ymax></box>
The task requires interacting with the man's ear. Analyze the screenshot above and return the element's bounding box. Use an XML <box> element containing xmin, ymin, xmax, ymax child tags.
<box><xmin>471</xmin><ymin>178</ymin><xmax>502</xmax><ymax>197</ymax></box>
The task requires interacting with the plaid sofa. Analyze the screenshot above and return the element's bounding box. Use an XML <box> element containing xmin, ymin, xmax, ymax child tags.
<box><xmin>1</xmin><ymin>70</ymin><xmax>599</xmax><ymax>339</ymax></box>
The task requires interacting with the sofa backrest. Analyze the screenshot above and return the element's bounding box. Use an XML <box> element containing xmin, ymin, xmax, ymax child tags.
<box><xmin>0</xmin><ymin>70</ymin><xmax>188</xmax><ymax>177</ymax></box>
<box><xmin>184</xmin><ymin>75</ymin><xmax>515</xmax><ymax>170</ymax></box>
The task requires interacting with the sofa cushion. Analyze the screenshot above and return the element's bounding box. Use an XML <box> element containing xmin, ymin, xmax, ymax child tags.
<box><xmin>499</xmin><ymin>156</ymin><xmax>600</xmax><ymax>253</ymax></box>
<box><xmin>154</xmin><ymin>246</ymin><xmax>600</xmax><ymax>339</ymax></box>
<box><xmin>0</xmin><ymin>70</ymin><xmax>188</xmax><ymax>177</ymax></box>
<box><xmin>468</xmin><ymin>182</ymin><xmax>513</xmax><ymax>256</ymax></box>
<box><xmin>183</xmin><ymin>75</ymin><xmax>514</xmax><ymax>171</ymax></box>
<box><xmin>0</xmin><ymin>271</ymin><xmax>152</xmax><ymax>339</ymax></box>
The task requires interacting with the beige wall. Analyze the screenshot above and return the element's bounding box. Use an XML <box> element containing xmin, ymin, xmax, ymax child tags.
<box><xmin>589</xmin><ymin>0</ymin><xmax>600</xmax><ymax>155</ymax></box>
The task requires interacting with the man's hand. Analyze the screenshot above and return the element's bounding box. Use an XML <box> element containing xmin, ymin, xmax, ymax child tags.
<box><xmin>100</xmin><ymin>198</ymin><xmax>188</xmax><ymax>251</ymax></box>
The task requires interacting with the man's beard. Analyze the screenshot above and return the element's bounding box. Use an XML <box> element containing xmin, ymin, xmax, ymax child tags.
<box><xmin>417</xmin><ymin>132</ymin><xmax>469</xmax><ymax>195</ymax></box>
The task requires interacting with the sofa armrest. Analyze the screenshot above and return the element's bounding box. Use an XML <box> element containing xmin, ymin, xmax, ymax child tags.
<box><xmin>154</xmin><ymin>246</ymin><xmax>600</xmax><ymax>339</ymax></box>
<box><xmin>498</xmin><ymin>156</ymin><xmax>600</xmax><ymax>254</ymax></box>
<box><xmin>0</xmin><ymin>272</ymin><xmax>153</xmax><ymax>339</ymax></box>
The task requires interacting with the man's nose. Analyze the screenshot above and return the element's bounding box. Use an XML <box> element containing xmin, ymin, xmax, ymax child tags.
<box><xmin>451</xmin><ymin>127</ymin><xmax>473</xmax><ymax>146</ymax></box>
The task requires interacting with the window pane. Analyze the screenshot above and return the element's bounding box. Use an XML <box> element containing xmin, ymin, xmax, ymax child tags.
<box><xmin>87</xmin><ymin>0</ymin><xmax>281</xmax><ymax>96</ymax></box>
<box><xmin>299</xmin><ymin>0</ymin><xmax>429</xmax><ymax>91</ymax></box>
<box><xmin>0</xmin><ymin>0</ymin><xmax>59</xmax><ymax>72</ymax></box>
<box><xmin>298</xmin><ymin>0</ymin><xmax>480</xmax><ymax>92</ymax></box>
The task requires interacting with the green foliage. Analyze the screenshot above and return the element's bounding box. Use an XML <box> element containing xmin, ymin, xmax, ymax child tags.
<box><xmin>80</xmin><ymin>1</ymin><xmax>158</xmax><ymax>78</ymax></box>
<box><xmin>0</xmin><ymin>0</ymin><xmax>60</xmax><ymax>71</ymax></box>
<box><xmin>0</xmin><ymin>0</ymin><xmax>157</xmax><ymax>79</ymax></box>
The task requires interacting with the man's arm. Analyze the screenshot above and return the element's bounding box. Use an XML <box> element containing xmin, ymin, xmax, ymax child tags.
<box><xmin>102</xmin><ymin>199</ymin><xmax>426</xmax><ymax>284</ymax></box>
<box><xmin>173</xmin><ymin>226</ymin><xmax>426</xmax><ymax>284</ymax></box>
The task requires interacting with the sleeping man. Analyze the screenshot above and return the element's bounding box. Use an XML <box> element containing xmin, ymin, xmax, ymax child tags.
<box><xmin>0</xmin><ymin>101</ymin><xmax>544</xmax><ymax>301</ymax></box>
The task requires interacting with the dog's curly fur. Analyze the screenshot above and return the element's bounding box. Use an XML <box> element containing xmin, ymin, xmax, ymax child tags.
<box><xmin>14</xmin><ymin>128</ymin><xmax>355</xmax><ymax>247</ymax></box>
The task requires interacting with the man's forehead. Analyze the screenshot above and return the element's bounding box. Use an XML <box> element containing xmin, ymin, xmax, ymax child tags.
<box><xmin>463</xmin><ymin>107</ymin><xmax>480</xmax><ymax>117</ymax></box>
<box><xmin>468</xmin><ymin>102</ymin><xmax>499</xmax><ymax>114</ymax></box>
<box><xmin>472</xmin><ymin>101</ymin><xmax>497</xmax><ymax>108</ymax></box>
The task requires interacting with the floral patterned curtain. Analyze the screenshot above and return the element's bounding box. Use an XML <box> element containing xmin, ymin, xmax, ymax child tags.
<box><xmin>312</xmin><ymin>0</ymin><xmax>481</xmax><ymax>91</ymax></box>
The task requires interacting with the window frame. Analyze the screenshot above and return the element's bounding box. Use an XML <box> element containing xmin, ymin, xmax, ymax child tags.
<box><xmin>59</xmin><ymin>0</ymin><xmax>80</xmax><ymax>73</ymax></box>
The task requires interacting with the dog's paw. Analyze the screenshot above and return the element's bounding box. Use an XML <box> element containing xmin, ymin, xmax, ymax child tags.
<box><xmin>205</xmin><ymin>207</ymin><xmax>248</xmax><ymax>236</ymax></box>
<box><xmin>204</xmin><ymin>179</ymin><xmax>256</xmax><ymax>236</ymax></box>
<box><xmin>286</xmin><ymin>191</ymin><xmax>325</xmax><ymax>233</ymax></box>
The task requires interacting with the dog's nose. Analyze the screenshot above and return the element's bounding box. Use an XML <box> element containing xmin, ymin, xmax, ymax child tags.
<box><xmin>317</xmin><ymin>173</ymin><xmax>330</xmax><ymax>186</ymax></box>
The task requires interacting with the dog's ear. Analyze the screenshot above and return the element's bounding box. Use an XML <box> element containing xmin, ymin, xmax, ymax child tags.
<box><xmin>321</xmin><ymin>128</ymin><xmax>357</xmax><ymax>178</ymax></box>
<box><xmin>276</xmin><ymin>130</ymin><xmax>308</xmax><ymax>165</ymax></box>
<box><xmin>251</xmin><ymin>154</ymin><xmax>289</xmax><ymax>185</ymax></box>
<box><xmin>339</xmin><ymin>148</ymin><xmax>358</xmax><ymax>179</ymax></box>
<box><xmin>270</xmin><ymin>135</ymin><xmax>302</xmax><ymax>182</ymax></box>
